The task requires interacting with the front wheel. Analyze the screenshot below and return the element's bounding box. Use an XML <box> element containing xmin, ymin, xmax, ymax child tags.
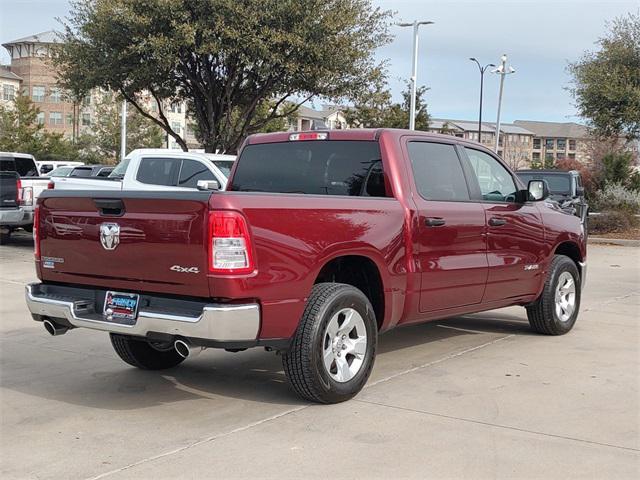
<box><xmin>282</xmin><ymin>283</ymin><xmax>378</xmax><ymax>404</ymax></box>
<box><xmin>110</xmin><ymin>334</ymin><xmax>185</xmax><ymax>370</ymax></box>
<box><xmin>526</xmin><ymin>255</ymin><xmax>581</xmax><ymax>335</ymax></box>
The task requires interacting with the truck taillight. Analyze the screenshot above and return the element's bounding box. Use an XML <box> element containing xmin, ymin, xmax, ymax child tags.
<box><xmin>208</xmin><ymin>211</ymin><xmax>254</xmax><ymax>274</ymax></box>
<box><xmin>21</xmin><ymin>186</ymin><xmax>33</xmax><ymax>206</ymax></box>
<box><xmin>289</xmin><ymin>132</ymin><xmax>328</xmax><ymax>141</ymax></box>
<box><xmin>16</xmin><ymin>178</ymin><xmax>22</xmax><ymax>205</ymax></box>
<box><xmin>33</xmin><ymin>205</ymin><xmax>40</xmax><ymax>260</ymax></box>
<box><xmin>47</xmin><ymin>181</ymin><xmax>54</xmax><ymax>189</ymax></box>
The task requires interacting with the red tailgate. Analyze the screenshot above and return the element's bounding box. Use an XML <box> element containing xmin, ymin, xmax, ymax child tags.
<box><xmin>38</xmin><ymin>192</ymin><xmax>211</xmax><ymax>298</ymax></box>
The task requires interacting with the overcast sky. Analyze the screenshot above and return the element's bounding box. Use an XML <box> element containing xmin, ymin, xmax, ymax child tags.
<box><xmin>1</xmin><ymin>0</ymin><xmax>637</xmax><ymax>123</ymax></box>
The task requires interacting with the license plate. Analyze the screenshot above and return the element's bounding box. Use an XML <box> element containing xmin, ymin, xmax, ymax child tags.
<box><xmin>104</xmin><ymin>291</ymin><xmax>139</xmax><ymax>321</ymax></box>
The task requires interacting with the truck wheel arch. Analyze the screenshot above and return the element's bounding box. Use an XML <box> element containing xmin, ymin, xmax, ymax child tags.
<box><xmin>314</xmin><ymin>255</ymin><xmax>385</xmax><ymax>330</ymax></box>
<box><xmin>554</xmin><ymin>241</ymin><xmax>583</xmax><ymax>271</ymax></box>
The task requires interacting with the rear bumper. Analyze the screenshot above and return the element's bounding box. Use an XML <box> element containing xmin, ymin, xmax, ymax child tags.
<box><xmin>25</xmin><ymin>282</ymin><xmax>266</xmax><ymax>347</ymax></box>
<box><xmin>0</xmin><ymin>208</ymin><xmax>27</xmax><ymax>226</ymax></box>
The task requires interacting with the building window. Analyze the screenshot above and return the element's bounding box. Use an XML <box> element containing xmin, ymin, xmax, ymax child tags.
<box><xmin>49</xmin><ymin>111</ymin><xmax>63</xmax><ymax>125</ymax></box>
<box><xmin>82</xmin><ymin>96</ymin><xmax>91</xmax><ymax>107</ymax></box>
<box><xmin>171</xmin><ymin>121</ymin><xmax>181</xmax><ymax>134</ymax></box>
<box><xmin>557</xmin><ymin>138</ymin><xmax>566</xmax><ymax>150</ymax></box>
<box><xmin>545</xmin><ymin>139</ymin><xmax>555</xmax><ymax>150</ymax></box>
<box><xmin>170</xmin><ymin>102</ymin><xmax>182</xmax><ymax>113</ymax></box>
<box><xmin>532</xmin><ymin>152</ymin><xmax>540</xmax><ymax>161</ymax></box>
<box><xmin>533</xmin><ymin>138</ymin><xmax>541</xmax><ymax>149</ymax></box>
<box><xmin>508</xmin><ymin>134</ymin><xmax>514</xmax><ymax>142</ymax></box>
<box><xmin>50</xmin><ymin>88</ymin><xmax>62</xmax><ymax>103</ymax></box>
<box><xmin>3</xmin><ymin>84</ymin><xmax>15</xmax><ymax>101</ymax></box>
<box><xmin>545</xmin><ymin>152</ymin><xmax>554</xmax><ymax>162</ymax></box>
<box><xmin>66</xmin><ymin>113</ymin><xmax>73</xmax><ymax>125</ymax></box>
<box><xmin>557</xmin><ymin>152</ymin><xmax>565</xmax><ymax>161</ymax></box>
<box><xmin>32</xmin><ymin>86</ymin><xmax>45</xmax><ymax>102</ymax></box>
<box><xmin>568</xmin><ymin>153</ymin><xmax>576</xmax><ymax>160</ymax></box>
<box><xmin>569</xmin><ymin>139</ymin><xmax>576</xmax><ymax>150</ymax></box>
<box><xmin>36</xmin><ymin>112</ymin><xmax>45</xmax><ymax>124</ymax></box>
<box><xmin>81</xmin><ymin>113</ymin><xmax>91</xmax><ymax>126</ymax></box>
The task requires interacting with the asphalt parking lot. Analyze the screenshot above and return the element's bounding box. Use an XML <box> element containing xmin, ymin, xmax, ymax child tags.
<box><xmin>1</xmin><ymin>230</ymin><xmax>638</xmax><ymax>479</ymax></box>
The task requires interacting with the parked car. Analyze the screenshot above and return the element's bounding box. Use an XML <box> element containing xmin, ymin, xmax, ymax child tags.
<box><xmin>38</xmin><ymin>161</ymin><xmax>84</xmax><ymax>175</ymax></box>
<box><xmin>69</xmin><ymin>165</ymin><xmax>114</xmax><ymax>178</ymax></box>
<box><xmin>47</xmin><ymin>166</ymin><xmax>76</xmax><ymax>177</ymax></box>
<box><xmin>26</xmin><ymin>129</ymin><xmax>586</xmax><ymax>403</ymax></box>
<box><xmin>51</xmin><ymin>149</ymin><xmax>230</xmax><ymax>191</ymax></box>
<box><xmin>516</xmin><ymin>170</ymin><xmax>588</xmax><ymax>224</ymax></box>
<box><xmin>0</xmin><ymin>171</ymin><xmax>24</xmax><ymax>244</ymax></box>
<box><xmin>0</xmin><ymin>152</ymin><xmax>50</xmax><ymax>240</ymax></box>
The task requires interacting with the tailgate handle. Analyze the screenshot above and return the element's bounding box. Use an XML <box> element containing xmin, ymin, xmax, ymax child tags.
<box><xmin>94</xmin><ymin>198</ymin><xmax>124</xmax><ymax>216</ymax></box>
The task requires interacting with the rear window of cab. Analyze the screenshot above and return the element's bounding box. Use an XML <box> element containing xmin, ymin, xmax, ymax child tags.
<box><xmin>229</xmin><ymin>140</ymin><xmax>387</xmax><ymax>197</ymax></box>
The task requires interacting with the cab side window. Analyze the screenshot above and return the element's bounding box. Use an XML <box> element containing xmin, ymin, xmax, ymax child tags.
<box><xmin>464</xmin><ymin>148</ymin><xmax>517</xmax><ymax>202</ymax></box>
<box><xmin>136</xmin><ymin>158</ymin><xmax>181</xmax><ymax>186</ymax></box>
<box><xmin>408</xmin><ymin>142</ymin><xmax>470</xmax><ymax>201</ymax></box>
<box><xmin>178</xmin><ymin>160</ymin><xmax>215</xmax><ymax>188</ymax></box>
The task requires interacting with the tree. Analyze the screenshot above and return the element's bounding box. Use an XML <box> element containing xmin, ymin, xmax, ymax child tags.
<box><xmin>0</xmin><ymin>94</ymin><xmax>78</xmax><ymax>160</ymax></box>
<box><xmin>87</xmin><ymin>92</ymin><xmax>165</xmax><ymax>163</ymax></box>
<box><xmin>569</xmin><ymin>12</ymin><xmax>640</xmax><ymax>140</ymax></box>
<box><xmin>345</xmin><ymin>78</ymin><xmax>430</xmax><ymax>130</ymax></box>
<box><xmin>55</xmin><ymin>0</ymin><xmax>392</xmax><ymax>153</ymax></box>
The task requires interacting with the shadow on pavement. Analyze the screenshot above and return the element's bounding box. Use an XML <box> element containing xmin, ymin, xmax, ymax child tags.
<box><xmin>2</xmin><ymin>310</ymin><xmax>534</xmax><ymax>410</ymax></box>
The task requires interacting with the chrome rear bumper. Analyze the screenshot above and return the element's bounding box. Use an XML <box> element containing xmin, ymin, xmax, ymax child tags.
<box><xmin>25</xmin><ymin>282</ymin><xmax>260</xmax><ymax>343</ymax></box>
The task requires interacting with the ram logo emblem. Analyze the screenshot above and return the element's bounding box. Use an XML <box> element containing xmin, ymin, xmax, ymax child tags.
<box><xmin>99</xmin><ymin>223</ymin><xmax>120</xmax><ymax>251</ymax></box>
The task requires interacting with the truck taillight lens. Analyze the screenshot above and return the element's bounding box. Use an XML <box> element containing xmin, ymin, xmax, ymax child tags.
<box><xmin>16</xmin><ymin>178</ymin><xmax>22</xmax><ymax>204</ymax></box>
<box><xmin>47</xmin><ymin>181</ymin><xmax>54</xmax><ymax>189</ymax></box>
<box><xmin>33</xmin><ymin>205</ymin><xmax>40</xmax><ymax>260</ymax></box>
<box><xmin>208</xmin><ymin>211</ymin><xmax>254</xmax><ymax>274</ymax></box>
<box><xmin>21</xmin><ymin>186</ymin><xmax>33</xmax><ymax>206</ymax></box>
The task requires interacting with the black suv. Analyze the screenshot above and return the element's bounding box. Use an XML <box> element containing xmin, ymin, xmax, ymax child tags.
<box><xmin>516</xmin><ymin>170</ymin><xmax>588</xmax><ymax>224</ymax></box>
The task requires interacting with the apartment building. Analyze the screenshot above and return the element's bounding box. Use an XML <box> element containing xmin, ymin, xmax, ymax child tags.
<box><xmin>428</xmin><ymin>118</ymin><xmax>535</xmax><ymax>169</ymax></box>
<box><xmin>514</xmin><ymin>120</ymin><xmax>592</xmax><ymax>164</ymax></box>
<box><xmin>0</xmin><ymin>66</ymin><xmax>21</xmax><ymax>109</ymax></box>
<box><xmin>289</xmin><ymin>105</ymin><xmax>349</xmax><ymax>131</ymax></box>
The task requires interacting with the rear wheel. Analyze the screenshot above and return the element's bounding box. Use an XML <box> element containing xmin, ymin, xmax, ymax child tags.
<box><xmin>282</xmin><ymin>283</ymin><xmax>377</xmax><ymax>404</ymax></box>
<box><xmin>526</xmin><ymin>255</ymin><xmax>581</xmax><ymax>335</ymax></box>
<box><xmin>110</xmin><ymin>334</ymin><xmax>185</xmax><ymax>370</ymax></box>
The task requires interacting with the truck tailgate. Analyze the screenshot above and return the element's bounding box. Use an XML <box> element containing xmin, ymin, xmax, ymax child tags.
<box><xmin>38</xmin><ymin>191</ymin><xmax>212</xmax><ymax>298</ymax></box>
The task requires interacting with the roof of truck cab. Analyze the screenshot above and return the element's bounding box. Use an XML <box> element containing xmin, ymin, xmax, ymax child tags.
<box><xmin>245</xmin><ymin>129</ymin><xmax>495</xmax><ymax>148</ymax></box>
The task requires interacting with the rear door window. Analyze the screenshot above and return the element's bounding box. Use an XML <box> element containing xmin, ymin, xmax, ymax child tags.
<box><xmin>407</xmin><ymin>142</ymin><xmax>470</xmax><ymax>201</ymax></box>
<box><xmin>178</xmin><ymin>160</ymin><xmax>215</xmax><ymax>188</ymax></box>
<box><xmin>230</xmin><ymin>140</ymin><xmax>386</xmax><ymax>197</ymax></box>
<box><xmin>136</xmin><ymin>158</ymin><xmax>181</xmax><ymax>186</ymax></box>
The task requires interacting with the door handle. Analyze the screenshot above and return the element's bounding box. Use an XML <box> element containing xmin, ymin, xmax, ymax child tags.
<box><xmin>425</xmin><ymin>217</ymin><xmax>446</xmax><ymax>227</ymax></box>
<box><xmin>489</xmin><ymin>217</ymin><xmax>507</xmax><ymax>227</ymax></box>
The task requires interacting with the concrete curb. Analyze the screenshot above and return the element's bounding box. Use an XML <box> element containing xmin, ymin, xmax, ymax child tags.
<box><xmin>588</xmin><ymin>237</ymin><xmax>640</xmax><ymax>247</ymax></box>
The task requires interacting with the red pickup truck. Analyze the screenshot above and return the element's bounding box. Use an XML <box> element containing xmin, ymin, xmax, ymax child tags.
<box><xmin>26</xmin><ymin>129</ymin><xmax>586</xmax><ymax>403</ymax></box>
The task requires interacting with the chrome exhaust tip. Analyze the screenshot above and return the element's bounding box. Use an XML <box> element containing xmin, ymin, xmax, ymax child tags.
<box><xmin>174</xmin><ymin>339</ymin><xmax>203</xmax><ymax>359</ymax></box>
<box><xmin>43</xmin><ymin>319</ymin><xmax>69</xmax><ymax>336</ymax></box>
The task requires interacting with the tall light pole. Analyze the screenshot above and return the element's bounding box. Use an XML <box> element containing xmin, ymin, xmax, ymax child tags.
<box><xmin>119</xmin><ymin>100</ymin><xmax>127</xmax><ymax>161</ymax></box>
<box><xmin>469</xmin><ymin>58</ymin><xmax>495</xmax><ymax>142</ymax></box>
<box><xmin>398</xmin><ymin>20</ymin><xmax>434</xmax><ymax>130</ymax></box>
<box><xmin>492</xmin><ymin>54</ymin><xmax>515</xmax><ymax>153</ymax></box>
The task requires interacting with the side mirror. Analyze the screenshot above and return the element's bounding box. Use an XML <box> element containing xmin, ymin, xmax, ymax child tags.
<box><xmin>576</xmin><ymin>186</ymin><xmax>585</xmax><ymax>196</ymax></box>
<box><xmin>196</xmin><ymin>179</ymin><xmax>220</xmax><ymax>191</ymax></box>
<box><xmin>528</xmin><ymin>179</ymin><xmax>549</xmax><ymax>201</ymax></box>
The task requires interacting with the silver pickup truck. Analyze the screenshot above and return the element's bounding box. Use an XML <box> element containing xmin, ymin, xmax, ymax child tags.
<box><xmin>0</xmin><ymin>152</ymin><xmax>50</xmax><ymax>243</ymax></box>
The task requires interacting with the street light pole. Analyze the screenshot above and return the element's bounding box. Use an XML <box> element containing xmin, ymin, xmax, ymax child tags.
<box><xmin>398</xmin><ymin>20</ymin><xmax>434</xmax><ymax>130</ymax></box>
<box><xmin>469</xmin><ymin>58</ymin><xmax>495</xmax><ymax>142</ymax></box>
<box><xmin>492</xmin><ymin>54</ymin><xmax>515</xmax><ymax>153</ymax></box>
<box><xmin>120</xmin><ymin>100</ymin><xmax>127</xmax><ymax>161</ymax></box>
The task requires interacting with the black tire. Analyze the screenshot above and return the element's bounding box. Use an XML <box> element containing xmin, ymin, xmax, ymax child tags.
<box><xmin>0</xmin><ymin>230</ymin><xmax>11</xmax><ymax>245</ymax></box>
<box><xmin>282</xmin><ymin>283</ymin><xmax>378</xmax><ymax>404</ymax></box>
<box><xmin>110</xmin><ymin>334</ymin><xmax>185</xmax><ymax>370</ymax></box>
<box><xmin>526</xmin><ymin>255</ymin><xmax>581</xmax><ymax>335</ymax></box>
